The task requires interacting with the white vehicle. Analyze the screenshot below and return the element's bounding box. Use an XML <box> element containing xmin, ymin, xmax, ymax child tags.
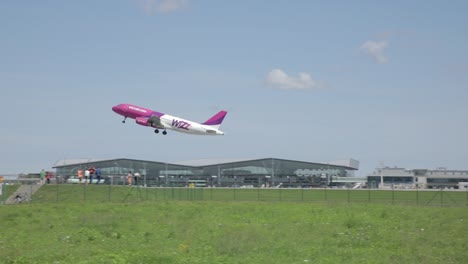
<box><xmin>66</xmin><ymin>177</ymin><xmax>105</xmax><ymax>184</ymax></box>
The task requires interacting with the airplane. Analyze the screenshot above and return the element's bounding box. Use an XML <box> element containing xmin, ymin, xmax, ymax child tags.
<box><xmin>112</xmin><ymin>103</ymin><xmax>227</xmax><ymax>135</ymax></box>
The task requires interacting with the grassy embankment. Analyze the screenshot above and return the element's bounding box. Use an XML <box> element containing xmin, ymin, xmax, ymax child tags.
<box><xmin>0</xmin><ymin>185</ymin><xmax>467</xmax><ymax>263</ymax></box>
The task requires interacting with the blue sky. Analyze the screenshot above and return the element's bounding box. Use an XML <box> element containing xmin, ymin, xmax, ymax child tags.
<box><xmin>1</xmin><ymin>0</ymin><xmax>467</xmax><ymax>175</ymax></box>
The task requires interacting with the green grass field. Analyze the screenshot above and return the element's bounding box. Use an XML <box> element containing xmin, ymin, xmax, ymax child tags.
<box><xmin>1</xmin><ymin>185</ymin><xmax>467</xmax><ymax>263</ymax></box>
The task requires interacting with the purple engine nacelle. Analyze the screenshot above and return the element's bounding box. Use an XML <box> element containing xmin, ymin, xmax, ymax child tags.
<box><xmin>135</xmin><ymin>117</ymin><xmax>149</xmax><ymax>126</ymax></box>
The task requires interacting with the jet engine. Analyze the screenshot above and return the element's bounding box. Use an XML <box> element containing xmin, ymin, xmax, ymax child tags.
<box><xmin>135</xmin><ymin>117</ymin><xmax>149</xmax><ymax>126</ymax></box>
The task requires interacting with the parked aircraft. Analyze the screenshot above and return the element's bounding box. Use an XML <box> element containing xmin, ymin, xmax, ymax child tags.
<box><xmin>112</xmin><ymin>103</ymin><xmax>227</xmax><ymax>135</ymax></box>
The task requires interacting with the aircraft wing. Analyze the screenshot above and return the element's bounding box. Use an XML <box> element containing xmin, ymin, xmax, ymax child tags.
<box><xmin>148</xmin><ymin>115</ymin><xmax>164</xmax><ymax>129</ymax></box>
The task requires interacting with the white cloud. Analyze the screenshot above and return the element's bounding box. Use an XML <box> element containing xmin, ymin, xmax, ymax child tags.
<box><xmin>360</xmin><ymin>40</ymin><xmax>388</xmax><ymax>64</ymax></box>
<box><xmin>265</xmin><ymin>69</ymin><xmax>317</xmax><ymax>90</ymax></box>
<box><xmin>135</xmin><ymin>0</ymin><xmax>188</xmax><ymax>15</ymax></box>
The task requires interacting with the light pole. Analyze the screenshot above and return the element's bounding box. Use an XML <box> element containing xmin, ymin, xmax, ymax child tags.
<box><xmin>265</xmin><ymin>175</ymin><xmax>271</xmax><ymax>188</ymax></box>
<box><xmin>165</xmin><ymin>163</ymin><xmax>168</xmax><ymax>186</ymax></box>
<box><xmin>159</xmin><ymin>175</ymin><xmax>165</xmax><ymax>187</ymax></box>
<box><xmin>271</xmin><ymin>159</ymin><xmax>275</xmax><ymax>186</ymax></box>
<box><xmin>211</xmin><ymin>175</ymin><xmax>217</xmax><ymax>187</ymax></box>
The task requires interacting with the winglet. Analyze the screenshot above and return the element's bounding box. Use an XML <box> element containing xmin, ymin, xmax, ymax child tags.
<box><xmin>202</xmin><ymin>110</ymin><xmax>227</xmax><ymax>128</ymax></box>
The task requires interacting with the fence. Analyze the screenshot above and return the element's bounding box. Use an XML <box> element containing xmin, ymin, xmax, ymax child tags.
<box><xmin>2</xmin><ymin>180</ymin><xmax>468</xmax><ymax>207</ymax></box>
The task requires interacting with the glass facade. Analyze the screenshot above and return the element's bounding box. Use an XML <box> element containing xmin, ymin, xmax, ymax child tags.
<box><xmin>54</xmin><ymin>158</ymin><xmax>355</xmax><ymax>187</ymax></box>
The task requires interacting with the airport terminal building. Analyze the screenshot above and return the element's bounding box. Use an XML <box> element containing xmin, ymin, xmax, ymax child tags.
<box><xmin>54</xmin><ymin>158</ymin><xmax>360</xmax><ymax>188</ymax></box>
<box><xmin>367</xmin><ymin>167</ymin><xmax>468</xmax><ymax>189</ymax></box>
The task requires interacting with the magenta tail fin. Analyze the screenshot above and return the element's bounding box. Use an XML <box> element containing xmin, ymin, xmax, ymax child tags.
<box><xmin>202</xmin><ymin>111</ymin><xmax>227</xmax><ymax>128</ymax></box>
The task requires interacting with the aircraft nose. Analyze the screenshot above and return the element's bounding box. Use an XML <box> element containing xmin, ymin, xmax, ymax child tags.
<box><xmin>112</xmin><ymin>105</ymin><xmax>120</xmax><ymax>113</ymax></box>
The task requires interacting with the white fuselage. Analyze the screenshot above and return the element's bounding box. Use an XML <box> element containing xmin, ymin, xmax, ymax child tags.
<box><xmin>160</xmin><ymin>114</ymin><xmax>224</xmax><ymax>135</ymax></box>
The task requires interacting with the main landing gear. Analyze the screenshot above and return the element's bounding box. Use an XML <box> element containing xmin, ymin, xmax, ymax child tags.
<box><xmin>154</xmin><ymin>129</ymin><xmax>167</xmax><ymax>135</ymax></box>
